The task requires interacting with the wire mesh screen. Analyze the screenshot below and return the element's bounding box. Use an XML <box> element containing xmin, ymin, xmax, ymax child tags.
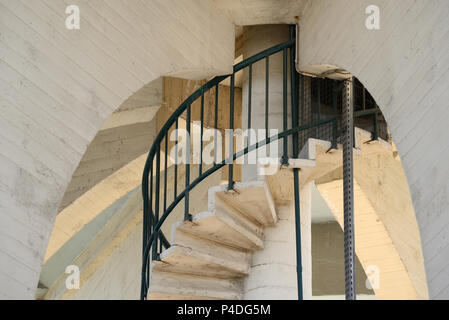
<box><xmin>353</xmin><ymin>78</ymin><xmax>389</xmax><ymax>141</ymax></box>
<box><xmin>298</xmin><ymin>75</ymin><xmax>389</xmax><ymax>152</ymax></box>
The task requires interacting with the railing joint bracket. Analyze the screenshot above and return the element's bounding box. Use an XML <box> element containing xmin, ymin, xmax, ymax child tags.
<box><xmin>184</xmin><ymin>213</ymin><xmax>193</xmax><ymax>222</ymax></box>
<box><xmin>225</xmin><ymin>188</ymin><xmax>239</xmax><ymax>195</ymax></box>
<box><xmin>326</xmin><ymin>146</ymin><xmax>337</xmax><ymax>153</ymax></box>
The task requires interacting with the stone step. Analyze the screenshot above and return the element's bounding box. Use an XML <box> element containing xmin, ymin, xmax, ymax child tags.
<box><xmin>148</xmin><ymin>271</ymin><xmax>243</xmax><ymax>300</ymax></box>
<box><xmin>152</xmin><ymin>229</ymin><xmax>251</xmax><ymax>278</ymax></box>
<box><xmin>211</xmin><ymin>180</ymin><xmax>277</xmax><ymax>227</ymax></box>
<box><xmin>177</xmin><ymin>200</ymin><xmax>264</xmax><ymax>251</ymax></box>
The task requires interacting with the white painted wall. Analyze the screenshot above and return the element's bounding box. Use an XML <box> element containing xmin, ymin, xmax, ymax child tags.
<box><xmin>59</xmin><ymin>78</ymin><xmax>162</xmax><ymax>211</ymax></box>
<box><xmin>0</xmin><ymin>0</ymin><xmax>234</xmax><ymax>299</ymax></box>
<box><xmin>68</xmin><ymin>216</ymin><xmax>142</xmax><ymax>300</ymax></box>
<box><xmin>214</xmin><ymin>0</ymin><xmax>307</xmax><ymax>26</ymax></box>
<box><xmin>298</xmin><ymin>0</ymin><xmax>449</xmax><ymax>299</ymax></box>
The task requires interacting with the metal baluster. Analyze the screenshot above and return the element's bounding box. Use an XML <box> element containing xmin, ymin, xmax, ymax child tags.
<box><xmin>163</xmin><ymin>132</ymin><xmax>168</xmax><ymax>248</ymax></box>
<box><xmin>248</xmin><ymin>64</ymin><xmax>252</xmax><ymax>149</ymax></box>
<box><xmin>174</xmin><ymin>119</ymin><xmax>178</xmax><ymax>201</ymax></box>
<box><xmin>343</xmin><ymin>77</ymin><xmax>356</xmax><ymax>300</ymax></box>
<box><xmin>200</xmin><ymin>90</ymin><xmax>204</xmax><ymax>175</ymax></box>
<box><xmin>185</xmin><ymin>104</ymin><xmax>192</xmax><ymax>221</ymax></box>
<box><xmin>265</xmin><ymin>56</ymin><xmax>269</xmax><ymax>141</ymax></box>
<box><xmin>282</xmin><ymin>48</ymin><xmax>288</xmax><ymax>165</ymax></box>
<box><xmin>214</xmin><ymin>85</ymin><xmax>219</xmax><ymax>165</ymax></box>
<box><xmin>149</xmin><ymin>163</ymin><xmax>153</xmax><ymax>242</ymax></box>
<box><xmin>228</xmin><ymin>74</ymin><xmax>235</xmax><ymax>190</ymax></box>
<box><xmin>153</xmin><ymin>145</ymin><xmax>161</xmax><ymax>260</ymax></box>
<box><xmin>164</xmin><ymin>133</ymin><xmax>168</xmax><ymax>206</ymax></box>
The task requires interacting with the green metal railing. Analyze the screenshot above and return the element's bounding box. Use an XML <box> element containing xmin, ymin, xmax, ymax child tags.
<box><xmin>140</xmin><ymin>26</ymin><xmax>383</xmax><ymax>300</ymax></box>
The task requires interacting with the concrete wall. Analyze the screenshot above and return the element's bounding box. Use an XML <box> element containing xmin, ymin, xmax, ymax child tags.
<box><xmin>0</xmin><ymin>0</ymin><xmax>234</xmax><ymax>299</ymax></box>
<box><xmin>298</xmin><ymin>0</ymin><xmax>449</xmax><ymax>298</ymax></box>
<box><xmin>44</xmin><ymin>189</ymin><xmax>143</xmax><ymax>300</ymax></box>
<box><xmin>312</xmin><ymin>222</ymin><xmax>373</xmax><ymax>297</ymax></box>
<box><xmin>58</xmin><ymin>78</ymin><xmax>162</xmax><ymax>211</ymax></box>
<box><xmin>241</xmin><ymin>25</ymin><xmax>292</xmax><ymax>182</ymax></box>
<box><xmin>214</xmin><ymin>0</ymin><xmax>306</xmax><ymax>26</ymax></box>
<box><xmin>68</xmin><ymin>218</ymin><xmax>142</xmax><ymax>300</ymax></box>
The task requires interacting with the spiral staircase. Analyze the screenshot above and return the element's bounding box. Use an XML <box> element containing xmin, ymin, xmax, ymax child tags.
<box><xmin>140</xmin><ymin>27</ymin><xmax>407</xmax><ymax>299</ymax></box>
<box><xmin>146</xmin><ymin>127</ymin><xmax>396</xmax><ymax>299</ymax></box>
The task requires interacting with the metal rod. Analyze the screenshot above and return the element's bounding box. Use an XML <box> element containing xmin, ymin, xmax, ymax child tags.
<box><xmin>282</xmin><ymin>48</ymin><xmax>288</xmax><ymax>165</ymax></box>
<box><xmin>265</xmin><ymin>56</ymin><xmax>269</xmax><ymax>141</ymax></box>
<box><xmin>200</xmin><ymin>90</ymin><xmax>204</xmax><ymax>175</ymax></box>
<box><xmin>174</xmin><ymin>119</ymin><xmax>178</xmax><ymax>201</ymax></box>
<box><xmin>164</xmin><ymin>132</ymin><xmax>168</xmax><ymax>215</ymax></box>
<box><xmin>353</xmin><ymin>108</ymin><xmax>380</xmax><ymax>118</ymax></box>
<box><xmin>290</xmin><ymin>24</ymin><xmax>303</xmax><ymax>301</ymax></box>
<box><xmin>185</xmin><ymin>104</ymin><xmax>192</xmax><ymax>221</ymax></box>
<box><xmin>248</xmin><ymin>64</ymin><xmax>252</xmax><ymax>149</ymax></box>
<box><xmin>214</xmin><ymin>85</ymin><xmax>218</xmax><ymax>165</ymax></box>
<box><xmin>153</xmin><ymin>145</ymin><xmax>161</xmax><ymax>260</ymax></box>
<box><xmin>343</xmin><ymin>77</ymin><xmax>356</xmax><ymax>300</ymax></box>
<box><xmin>149</xmin><ymin>163</ymin><xmax>153</xmax><ymax>235</ymax></box>
<box><xmin>293</xmin><ymin>168</ymin><xmax>303</xmax><ymax>300</ymax></box>
<box><xmin>228</xmin><ymin>74</ymin><xmax>235</xmax><ymax>190</ymax></box>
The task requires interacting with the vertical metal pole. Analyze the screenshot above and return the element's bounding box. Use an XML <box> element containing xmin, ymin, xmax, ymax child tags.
<box><xmin>185</xmin><ymin>104</ymin><xmax>192</xmax><ymax>222</ymax></box>
<box><xmin>174</xmin><ymin>119</ymin><xmax>178</xmax><ymax>201</ymax></box>
<box><xmin>200</xmin><ymin>90</ymin><xmax>204</xmax><ymax>175</ymax></box>
<box><xmin>343</xmin><ymin>77</ymin><xmax>356</xmax><ymax>300</ymax></box>
<box><xmin>248</xmin><ymin>64</ymin><xmax>252</xmax><ymax>152</ymax></box>
<box><xmin>214</xmin><ymin>85</ymin><xmax>219</xmax><ymax>165</ymax></box>
<box><xmin>153</xmin><ymin>146</ymin><xmax>161</xmax><ymax>260</ymax></box>
<box><xmin>265</xmin><ymin>57</ymin><xmax>269</xmax><ymax>141</ymax></box>
<box><xmin>228</xmin><ymin>74</ymin><xmax>235</xmax><ymax>190</ymax></box>
<box><xmin>282</xmin><ymin>48</ymin><xmax>288</xmax><ymax>165</ymax></box>
<box><xmin>290</xmin><ymin>25</ymin><xmax>303</xmax><ymax>300</ymax></box>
